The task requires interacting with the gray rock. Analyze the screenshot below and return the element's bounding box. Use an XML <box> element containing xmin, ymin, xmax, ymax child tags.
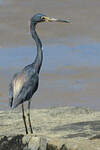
<box><xmin>46</xmin><ymin>143</ymin><xmax>58</xmax><ymax>150</ymax></box>
<box><xmin>0</xmin><ymin>135</ymin><xmax>69</xmax><ymax>150</ymax></box>
<box><xmin>60</xmin><ymin>144</ymin><xmax>68</xmax><ymax>150</ymax></box>
<box><xmin>0</xmin><ymin>135</ymin><xmax>27</xmax><ymax>150</ymax></box>
<box><xmin>0</xmin><ymin>135</ymin><xmax>47</xmax><ymax>150</ymax></box>
<box><xmin>0</xmin><ymin>106</ymin><xmax>100</xmax><ymax>150</ymax></box>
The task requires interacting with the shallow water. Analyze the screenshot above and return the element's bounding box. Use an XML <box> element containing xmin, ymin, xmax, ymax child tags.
<box><xmin>1</xmin><ymin>43</ymin><xmax>100</xmax><ymax>69</ymax></box>
<box><xmin>0</xmin><ymin>43</ymin><xmax>100</xmax><ymax>110</ymax></box>
<box><xmin>0</xmin><ymin>0</ymin><xmax>100</xmax><ymax>110</ymax></box>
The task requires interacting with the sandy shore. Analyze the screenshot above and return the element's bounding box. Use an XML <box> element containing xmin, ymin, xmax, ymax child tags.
<box><xmin>0</xmin><ymin>106</ymin><xmax>100</xmax><ymax>149</ymax></box>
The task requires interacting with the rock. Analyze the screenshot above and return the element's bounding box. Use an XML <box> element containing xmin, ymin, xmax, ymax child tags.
<box><xmin>0</xmin><ymin>135</ymin><xmax>58</xmax><ymax>150</ymax></box>
<box><xmin>23</xmin><ymin>135</ymin><xmax>41</xmax><ymax>150</ymax></box>
<box><xmin>46</xmin><ymin>143</ymin><xmax>58</xmax><ymax>150</ymax></box>
<box><xmin>0</xmin><ymin>135</ymin><xmax>26</xmax><ymax>150</ymax></box>
<box><xmin>60</xmin><ymin>144</ymin><xmax>68</xmax><ymax>150</ymax></box>
<box><xmin>0</xmin><ymin>106</ymin><xmax>100</xmax><ymax>150</ymax></box>
<box><xmin>0</xmin><ymin>135</ymin><xmax>71</xmax><ymax>150</ymax></box>
<box><xmin>39</xmin><ymin>137</ymin><xmax>47</xmax><ymax>150</ymax></box>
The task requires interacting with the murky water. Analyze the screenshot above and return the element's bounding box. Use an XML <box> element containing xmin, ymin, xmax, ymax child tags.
<box><xmin>0</xmin><ymin>0</ymin><xmax>100</xmax><ymax>110</ymax></box>
<box><xmin>0</xmin><ymin>43</ymin><xmax>100</xmax><ymax>110</ymax></box>
<box><xmin>1</xmin><ymin>43</ymin><xmax>100</xmax><ymax>69</ymax></box>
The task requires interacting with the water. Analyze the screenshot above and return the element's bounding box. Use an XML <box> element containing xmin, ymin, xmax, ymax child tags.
<box><xmin>1</xmin><ymin>43</ymin><xmax>100</xmax><ymax>70</ymax></box>
<box><xmin>0</xmin><ymin>0</ymin><xmax>100</xmax><ymax>110</ymax></box>
<box><xmin>0</xmin><ymin>42</ymin><xmax>100</xmax><ymax>110</ymax></box>
<box><xmin>0</xmin><ymin>0</ymin><xmax>3</xmax><ymax>4</ymax></box>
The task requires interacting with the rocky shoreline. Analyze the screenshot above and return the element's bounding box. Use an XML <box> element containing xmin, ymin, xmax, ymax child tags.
<box><xmin>0</xmin><ymin>106</ymin><xmax>100</xmax><ymax>150</ymax></box>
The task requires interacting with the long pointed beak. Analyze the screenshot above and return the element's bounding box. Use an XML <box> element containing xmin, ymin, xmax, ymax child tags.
<box><xmin>43</xmin><ymin>16</ymin><xmax>71</xmax><ymax>23</ymax></box>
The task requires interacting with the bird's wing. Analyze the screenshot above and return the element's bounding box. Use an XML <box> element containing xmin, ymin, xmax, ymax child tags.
<box><xmin>9</xmin><ymin>82</ymin><xmax>13</xmax><ymax>107</ymax></box>
<box><xmin>9</xmin><ymin>70</ymin><xmax>39</xmax><ymax>108</ymax></box>
<box><xmin>9</xmin><ymin>73</ymin><xmax>18</xmax><ymax>107</ymax></box>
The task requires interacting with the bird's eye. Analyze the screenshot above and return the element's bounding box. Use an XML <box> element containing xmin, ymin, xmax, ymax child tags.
<box><xmin>41</xmin><ymin>16</ymin><xmax>45</xmax><ymax>20</ymax></box>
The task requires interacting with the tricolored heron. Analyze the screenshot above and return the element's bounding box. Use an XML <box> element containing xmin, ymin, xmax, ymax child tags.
<box><xmin>9</xmin><ymin>13</ymin><xmax>71</xmax><ymax>134</ymax></box>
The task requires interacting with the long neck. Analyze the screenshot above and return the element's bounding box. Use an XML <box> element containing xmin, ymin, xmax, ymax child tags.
<box><xmin>31</xmin><ymin>23</ymin><xmax>43</xmax><ymax>73</ymax></box>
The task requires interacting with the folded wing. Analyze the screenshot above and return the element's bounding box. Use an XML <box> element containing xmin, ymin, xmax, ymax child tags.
<box><xmin>9</xmin><ymin>69</ymin><xmax>39</xmax><ymax>109</ymax></box>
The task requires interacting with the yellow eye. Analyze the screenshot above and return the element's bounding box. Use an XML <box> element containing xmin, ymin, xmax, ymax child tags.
<box><xmin>41</xmin><ymin>16</ymin><xmax>46</xmax><ymax>20</ymax></box>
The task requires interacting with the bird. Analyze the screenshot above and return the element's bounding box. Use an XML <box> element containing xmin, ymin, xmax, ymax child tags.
<box><xmin>9</xmin><ymin>13</ymin><xmax>71</xmax><ymax>134</ymax></box>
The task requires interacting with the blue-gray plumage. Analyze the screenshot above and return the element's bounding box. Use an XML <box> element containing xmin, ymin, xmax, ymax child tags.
<box><xmin>9</xmin><ymin>13</ymin><xmax>71</xmax><ymax>134</ymax></box>
<box><xmin>9</xmin><ymin>65</ymin><xmax>39</xmax><ymax>108</ymax></box>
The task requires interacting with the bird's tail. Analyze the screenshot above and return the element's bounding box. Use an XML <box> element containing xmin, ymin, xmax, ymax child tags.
<box><xmin>11</xmin><ymin>97</ymin><xmax>24</xmax><ymax>109</ymax></box>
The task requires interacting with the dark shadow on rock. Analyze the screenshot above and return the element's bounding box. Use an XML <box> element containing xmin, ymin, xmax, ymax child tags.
<box><xmin>0</xmin><ymin>134</ymin><xmax>28</xmax><ymax>150</ymax></box>
<box><xmin>60</xmin><ymin>144</ymin><xmax>68</xmax><ymax>150</ymax></box>
<box><xmin>46</xmin><ymin>143</ymin><xmax>58</xmax><ymax>150</ymax></box>
<box><xmin>46</xmin><ymin>144</ymin><xmax>69</xmax><ymax>150</ymax></box>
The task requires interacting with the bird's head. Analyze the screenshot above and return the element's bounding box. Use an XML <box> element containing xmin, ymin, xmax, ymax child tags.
<box><xmin>30</xmin><ymin>13</ymin><xmax>71</xmax><ymax>29</ymax></box>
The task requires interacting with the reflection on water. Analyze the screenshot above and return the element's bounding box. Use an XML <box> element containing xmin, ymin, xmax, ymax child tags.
<box><xmin>0</xmin><ymin>43</ymin><xmax>100</xmax><ymax>110</ymax></box>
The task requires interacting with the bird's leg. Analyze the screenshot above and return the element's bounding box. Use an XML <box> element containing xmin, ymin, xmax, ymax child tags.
<box><xmin>27</xmin><ymin>100</ymin><xmax>33</xmax><ymax>134</ymax></box>
<box><xmin>22</xmin><ymin>103</ymin><xmax>28</xmax><ymax>134</ymax></box>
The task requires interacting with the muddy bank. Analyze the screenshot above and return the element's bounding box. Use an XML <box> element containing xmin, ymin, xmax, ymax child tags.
<box><xmin>0</xmin><ymin>106</ymin><xmax>100</xmax><ymax>149</ymax></box>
